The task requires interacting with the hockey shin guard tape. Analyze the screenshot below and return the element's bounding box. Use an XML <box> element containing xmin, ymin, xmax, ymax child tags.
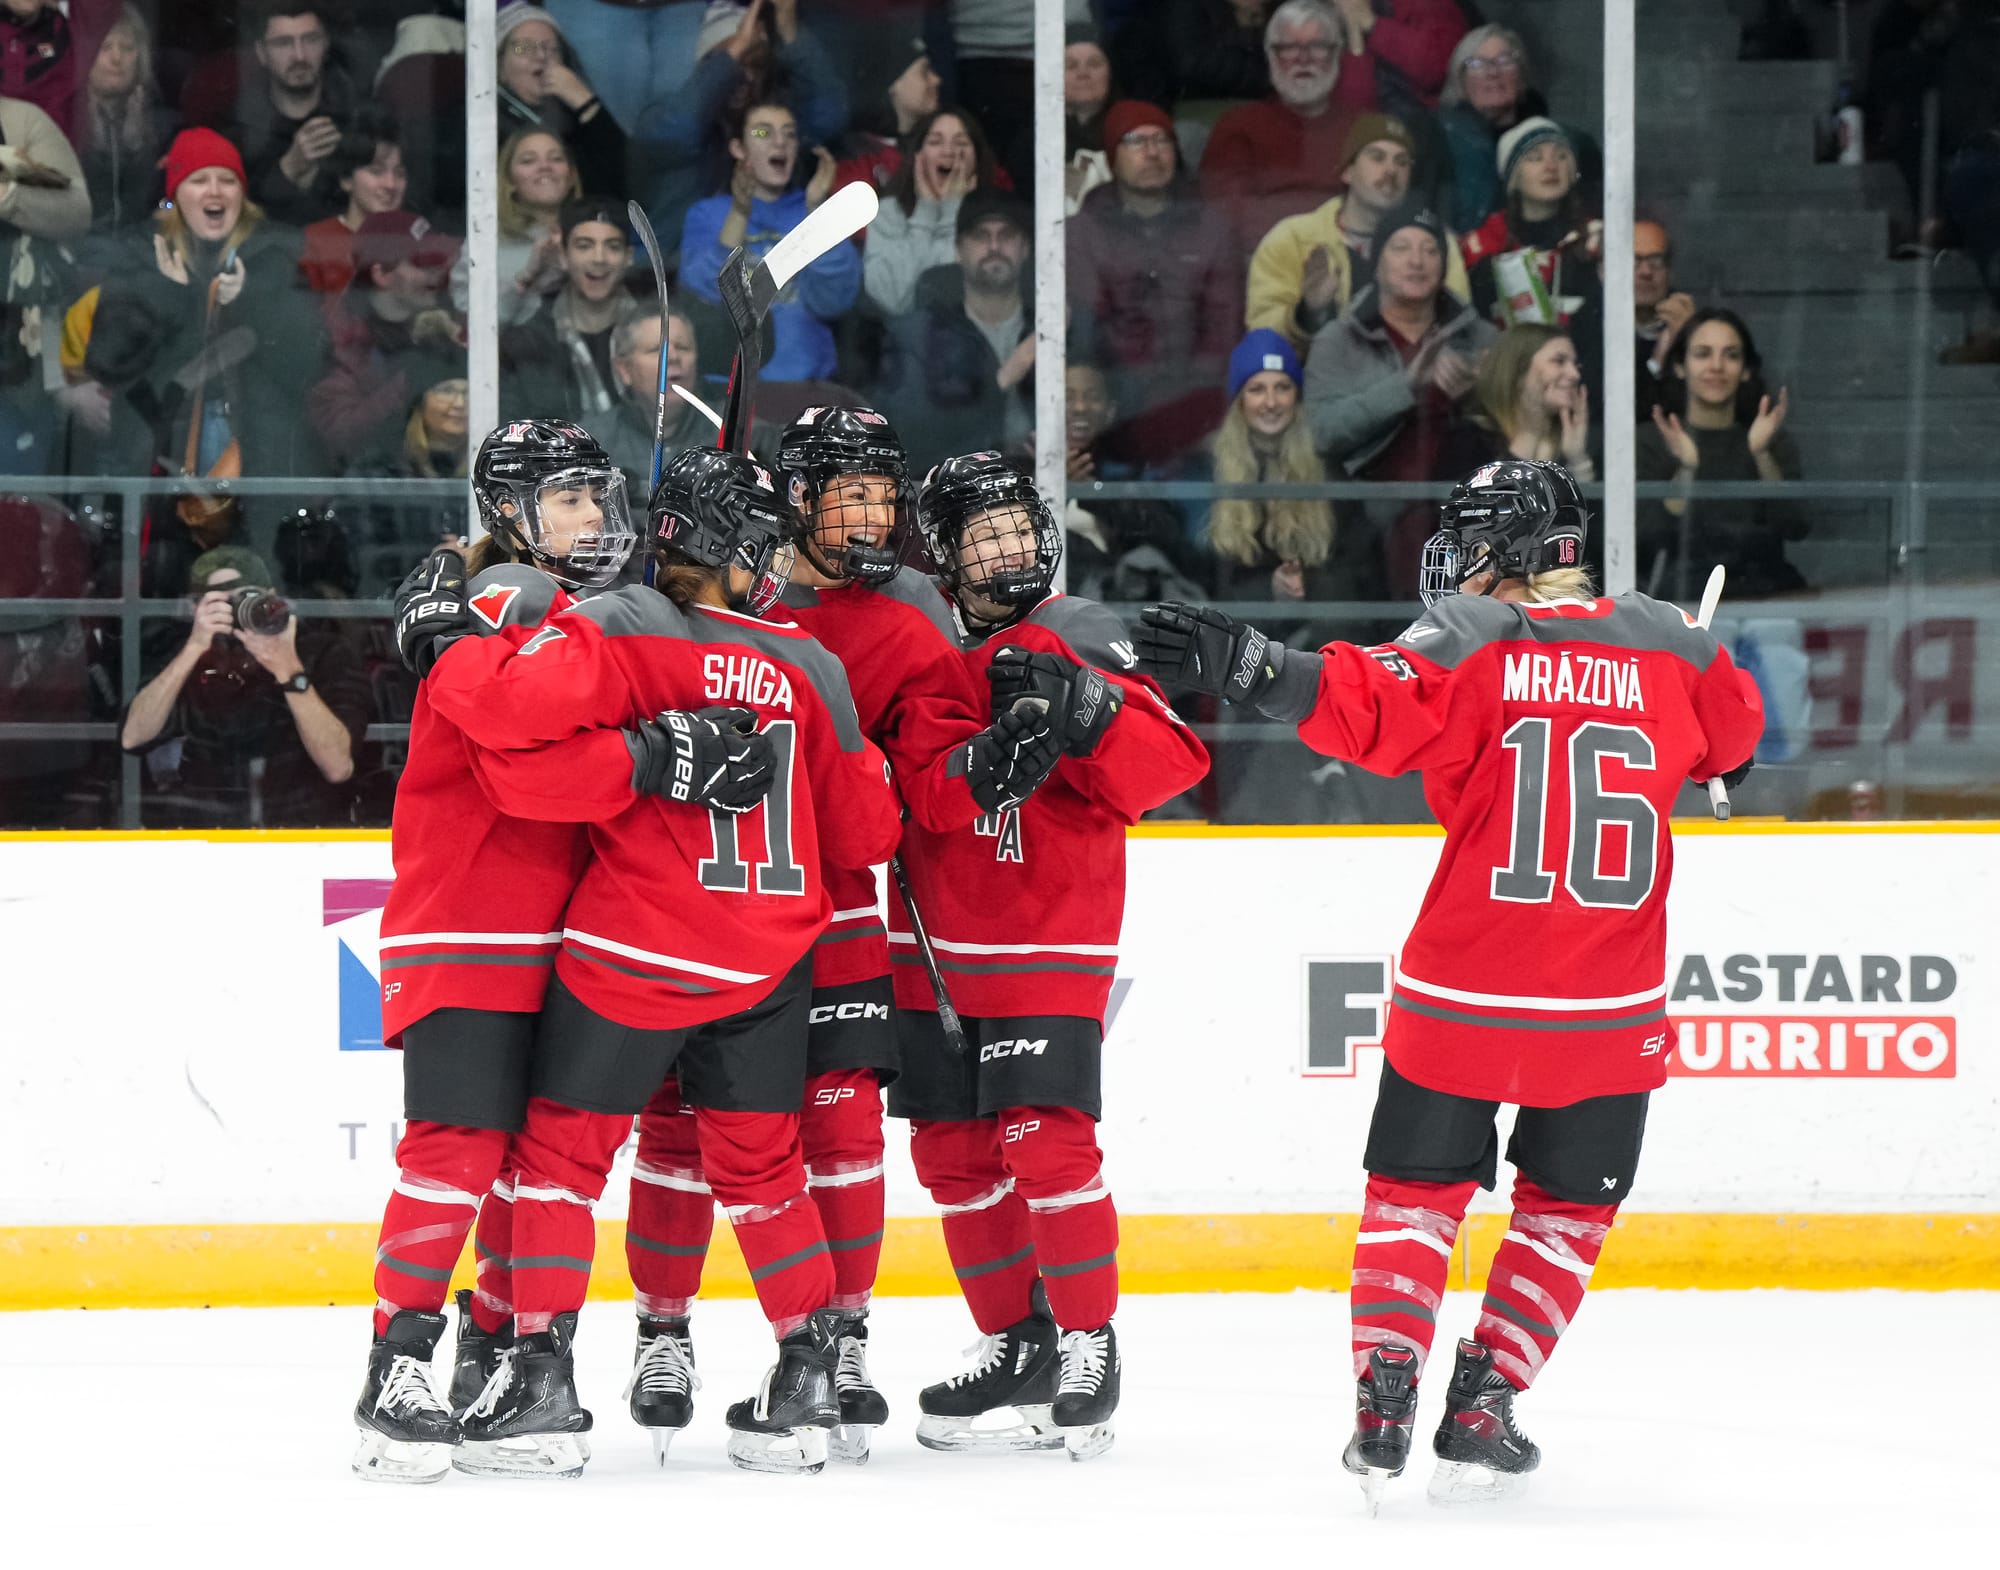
<box><xmin>1350</xmin><ymin>1174</ymin><xmax>1480</xmax><ymax>1379</ymax></box>
<box><xmin>507</xmin><ymin>1096</ymin><xmax>630</xmax><ymax>1334</ymax></box>
<box><xmin>1474</xmin><ymin>1177</ymin><xmax>1616</xmax><ymax>1390</ymax></box>
<box><xmin>912</xmin><ymin>1118</ymin><xmax>1039</xmax><ymax>1335</ymax></box>
<box><xmin>997</xmin><ymin>1106</ymin><xmax>1118</xmax><ymax>1331</ymax></box>
<box><xmin>373</xmin><ymin>1121</ymin><xmax>509</xmax><ymax>1333</ymax></box>
<box><xmin>695</xmin><ymin>1106</ymin><xmax>835</xmax><ymax>1336</ymax></box>
<box><xmin>801</xmin><ymin>1069</ymin><xmax>887</xmax><ymax>1310</ymax></box>
<box><xmin>471</xmin><ymin>1170</ymin><xmax>516</xmax><ymax>1334</ymax></box>
<box><xmin>630</xmin><ymin>1079</ymin><xmax>714</xmax><ymax>1319</ymax></box>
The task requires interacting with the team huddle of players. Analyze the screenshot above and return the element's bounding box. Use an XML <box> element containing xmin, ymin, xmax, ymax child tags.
<box><xmin>351</xmin><ymin>408</ymin><xmax>1762</xmax><ymax>1509</ymax></box>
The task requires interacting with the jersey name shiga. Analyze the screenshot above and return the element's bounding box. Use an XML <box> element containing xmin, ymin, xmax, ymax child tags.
<box><xmin>975</xmin><ymin>806</ymin><xmax>1024</xmax><ymax>864</ymax></box>
<box><xmin>703</xmin><ymin>651</ymin><xmax>796</xmax><ymax>711</ymax></box>
<box><xmin>1501</xmin><ymin>649</ymin><xmax>1647</xmax><ymax>712</ymax></box>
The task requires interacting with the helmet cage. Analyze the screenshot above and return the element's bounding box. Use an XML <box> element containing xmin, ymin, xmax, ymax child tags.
<box><xmin>788</xmin><ymin>465</ymin><xmax>907</xmax><ymax>585</ymax></box>
<box><xmin>489</xmin><ymin>464</ymin><xmax>636</xmax><ymax>589</ymax></box>
<box><xmin>920</xmin><ymin>456</ymin><xmax>1061</xmax><ymax>609</ymax></box>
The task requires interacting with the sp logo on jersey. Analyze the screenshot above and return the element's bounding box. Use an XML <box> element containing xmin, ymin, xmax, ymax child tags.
<box><xmin>469</xmin><ymin>583</ymin><xmax>522</xmax><ymax>629</ymax></box>
<box><xmin>812</xmin><ymin>1086</ymin><xmax>857</xmax><ymax>1106</ymax></box>
<box><xmin>1002</xmin><ymin>1118</ymin><xmax>1041</xmax><ymax>1143</ymax></box>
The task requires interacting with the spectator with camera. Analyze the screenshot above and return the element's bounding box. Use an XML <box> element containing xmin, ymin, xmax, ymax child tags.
<box><xmin>863</xmin><ymin>106</ymin><xmax>1003</xmax><ymax>318</ymax></box>
<box><xmin>495</xmin><ymin>3</ymin><xmax>627</xmax><ymax>203</ymax></box>
<box><xmin>119</xmin><ymin>544</ymin><xmax>369</xmax><ymax>828</ymax></box>
<box><xmin>1437</xmin><ymin>24</ymin><xmax>1599</xmax><ymax>236</ymax></box>
<box><xmin>299</xmin><ymin>109</ymin><xmax>410</xmax><ymax>297</ymax></box>
<box><xmin>680</xmin><ymin>99</ymin><xmax>857</xmax><ymax>385</ymax></box>
<box><xmin>1245</xmin><ymin>111</ymin><xmax>1469</xmax><ymax>356</ymax></box>
<box><xmin>500</xmin><ymin>195</ymin><xmax>642</xmax><ymax>428</ymax></box>
<box><xmin>309</xmin><ymin>209</ymin><xmax>463</xmax><ymax>473</ymax></box>
<box><xmin>223</xmin><ymin>4</ymin><xmax>360</xmax><ymax>225</ymax></box>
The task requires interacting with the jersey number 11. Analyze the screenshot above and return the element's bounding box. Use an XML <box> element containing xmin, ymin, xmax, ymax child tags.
<box><xmin>698</xmin><ymin>721</ymin><xmax>806</xmax><ymax>895</ymax></box>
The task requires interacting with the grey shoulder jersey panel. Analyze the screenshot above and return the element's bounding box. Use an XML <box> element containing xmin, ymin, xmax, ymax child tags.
<box><xmin>779</xmin><ymin>582</ymin><xmax>823</xmax><ymax>612</ymax></box>
<box><xmin>688</xmin><ymin>611</ymin><xmax>868</xmax><ymax>752</ymax></box>
<box><xmin>465</xmin><ymin>563</ymin><xmax>562</xmax><ymax>633</ymax></box>
<box><xmin>1394</xmin><ymin>591</ymin><xmax>1722</xmax><ymax>672</ymax></box>
<box><xmin>1026</xmin><ymin>594</ymin><xmax>1142</xmax><ymax>677</ymax></box>
<box><xmin>566</xmin><ymin>583</ymin><xmax>692</xmax><ymax>640</ymax></box>
<box><xmin>877</xmin><ymin>565</ymin><xmax>967</xmax><ymax>648</ymax></box>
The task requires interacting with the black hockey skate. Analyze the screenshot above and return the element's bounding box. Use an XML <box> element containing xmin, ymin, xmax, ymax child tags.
<box><xmin>1428</xmin><ymin>1338</ymin><xmax>1540</xmax><ymax>1505</ymax></box>
<box><xmin>1052</xmin><ymin>1321</ymin><xmax>1120</xmax><ymax>1461</ymax></box>
<box><xmin>454</xmin><ymin>1311</ymin><xmax>593</xmax><ymax>1480</ymax></box>
<box><xmin>829</xmin><ymin>1311</ymin><xmax>889</xmax><ymax>1466</ymax></box>
<box><xmin>352</xmin><ymin>1310</ymin><xmax>460</xmax><ymax>1484</ymax></box>
<box><xmin>448</xmin><ymin>1289</ymin><xmax>510</xmax><ymax>1417</ymax></box>
<box><xmin>916</xmin><ymin>1280</ymin><xmax>1065</xmax><ymax>1454</ymax></box>
<box><xmin>725</xmin><ymin>1308</ymin><xmax>843</xmax><ymax>1474</ymax></box>
<box><xmin>624</xmin><ymin>1315</ymin><xmax>699</xmax><ymax>1466</ymax></box>
<box><xmin>1342</xmin><ymin>1344</ymin><xmax>1420</xmax><ymax>1514</ymax></box>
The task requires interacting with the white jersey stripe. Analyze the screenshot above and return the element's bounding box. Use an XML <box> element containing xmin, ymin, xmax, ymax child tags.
<box><xmin>1395</xmin><ymin>966</ymin><xmax>1667</xmax><ymax>1013</ymax></box>
<box><xmin>830</xmin><ymin>907</ymin><xmax>883</xmax><ymax>923</ymax></box>
<box><xmin>886</xmin><ymin>932</ymin><xmax>1120</xmax><ymax>957</ymax></box>
<box><xmin>379</xmin><ymin>930</ymin><xmax>563</xmax><ymax>950</ymax></box>
<box><xmin>563</xmin><ymin>927</ymin><xmax>770</xmax><ymax>983</ymax></box>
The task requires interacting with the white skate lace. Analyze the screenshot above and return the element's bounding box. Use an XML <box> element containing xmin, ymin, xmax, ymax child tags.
<box><xmin>376</xmin><ymin>1353</ymin><xmax>450</xmax><ymax>1417</ymax></box>
<box><xmin>943</xmin><ymin>1334</ymin><xmax>1006</xmax><ymax>1388</ymax></box>
<box><xmin>624</xmin><ymin>1332</ymin><xmax>701</xmax><ymax>1400</ymax></box>
<box><xmin>835</xmin><ymin>1334</ymin><xmax>874</xmax><ymax>1395</ymax></box>
<box><xmin>1057</xmin><ymin>1329</ymin><xmax>1108</xmax><ymax>1396</ymax></box>
<box><xmin>463</xmin><ymin>1346</ymin><xmax>518</xmax><ymax>1420</ymax></box>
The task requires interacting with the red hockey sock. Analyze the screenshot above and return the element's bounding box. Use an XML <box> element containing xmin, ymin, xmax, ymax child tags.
<box><xmin>999</xmin><ymin>1106</ymin><xmax>1118</xmax><ymax>1331</ymax></box>
<box><xmin>911</xmin><ymin>1117</ymin><xmax>1038</xmax><ymax>1335</ymax></box>
<box><xmin>469</xmin><ymin>1166</ymin><xmax>515</xmax><ymax>1335</ymax></box>
<box><xmin>801</xmin><ymin>1069</ymin><xmax>887</xmax><ymax>1311</ymax></box>
<box><xmin>1474</xmin><ymin>1176</ymin><xmax>1617</xmax><ymax>1390</ymax></box>
<box><xmin>1350</xmin><ymin>1173</ymin><xmax>1479</xmax><ymax>1379</ymax></box>
<box><xmin>627</xmin><ymin>1078</ymin><xmax>713</xmax><ymax>1320</ymax></box>
<box><xmin>372</xmin><ymin>1121</ymin><xmax>508</xmax><ymax>1334</ymax></box>
<box><xmin>507</xmin><ymin>1096</ymin><xmax>631</xmax><ymax>1335</ymax></box>
<box><xmin>696</xmin><ymin>1107</ymin><xmax>833</xmax><ymax>1338</ymax></box>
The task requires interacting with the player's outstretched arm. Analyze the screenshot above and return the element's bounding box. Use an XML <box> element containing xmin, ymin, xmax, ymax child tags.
<box><xmin>630</xmin><ymin>706</ymin><xmax>779</xmax><ymax>814</ymax></box>
<box><xmin>1135</xmin><ymin>602</ymin><xmax>1321</xmax><ymax>721</ymax></box>
<box><xmin>466</xmin><ymin>727</ymin><xmax>647</xmax><ymax>822</ymax></box>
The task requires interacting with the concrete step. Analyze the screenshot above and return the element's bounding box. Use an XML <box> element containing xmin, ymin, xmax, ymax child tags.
<box><xmin>1637</xmin><ymin>59</ymin><xmax>1838</xmax><ymax>116</ymax></box>
<box><xmin>1634</xmin><ymin>9</ymin><xmax>1743</xmax><ymax>61</ymax></box>
<box><xmin>1669</xmin><ymin>209</ymin><xmax>1889</xmax><ymax>266</ymax></box>
<box><xmin>1784</xmin><ymin>400</ymin><xmax>2000</xmax><ymax>479</ymax></box>
<box><xmin>1635</xmin><ymin>112</ymin><xmax>1816</xmax><ymax>167</ymax></box>
<box><xmin>1634</xmin><ymin>155</ymin><xmax>1884</xmax><ymax>200</ymax></box>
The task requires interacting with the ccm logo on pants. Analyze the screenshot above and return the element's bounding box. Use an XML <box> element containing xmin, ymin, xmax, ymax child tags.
<box><xmin>809</xmin><ymin>1002</ymin><xmax>891</xmax><ymax>1024</ymax></box>
<box><xmin>1003</xmin><ymin>1119</ymin><xmax>1041</xmax><ymax>1143</ymax></box>
<box><xmin>979</xmin><ymin>1038</ymin><xmax>1048</xmax><ymax>1062</ymax></box>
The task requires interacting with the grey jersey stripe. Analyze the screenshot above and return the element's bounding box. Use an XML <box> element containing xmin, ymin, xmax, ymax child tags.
<box><xmin>1394</xmin><ymin>591</ymin><xmax>1723</xmax><ymax>673</ymax></box>
<box><xmin>1027</xmin><ymin>594</ymin><xmax>1142</xmax><ymax>677</ymax></box>
<box><xmin>877</xmin><ymin>566</ymin><xmax>966</xmax><ymax>647</ymax></box>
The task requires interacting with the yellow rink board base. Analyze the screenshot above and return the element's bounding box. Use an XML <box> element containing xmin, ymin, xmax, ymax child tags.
<box><xmin>3</xmin><ymin>1212</ymin><xmax>1994</xmax><ymax>1310</ymax></box>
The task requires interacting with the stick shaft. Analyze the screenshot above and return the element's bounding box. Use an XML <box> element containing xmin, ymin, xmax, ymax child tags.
<box><xmin>1696</xmin><ymin>565</ymin><xmax>1731</xmax><ymax>820</ymax></box>
<box><xmin>889</xmin><ymin>855</ymin><xmax>967</xmax><ymax>1055</ymax></box>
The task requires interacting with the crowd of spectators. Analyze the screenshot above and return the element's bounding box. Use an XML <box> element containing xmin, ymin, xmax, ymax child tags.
<box><xmin>0</xmin><ymin>0</ymin><xmax>1838</xmax><ymax>831</ymax></box>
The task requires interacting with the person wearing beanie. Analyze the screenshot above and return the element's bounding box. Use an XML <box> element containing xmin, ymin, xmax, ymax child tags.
<box><xmin>1302</xmin><ymin>196</ymin><xmax>1496</xmax><ymax>483</ymax></box>
<box><xmin>118</xmin><ymin>535</ymin><xmax>369</xmax><ymax>828</ymax></box>
<box><xmin>879</xmin><ymin>184</ymin><xmax>1035</xmax><ymax>470</ymax></box>
<box><xmin>495</xmin><ymin>3</ymin><xmax>628</xmax><ymax>207</ymax></box>
<box><xmin>85</xmin><ymin>123</ymin><xmax>326</xmax><ymax>533</ymax></box>
<box><xmin>1461</xmin><ymin>111</ymin><xmax>1603</xmax><ymax>334</ymax></box>
<box><xmin>1070</xmin><ymin>98</ymin><xmax>1244</xmax><ymax>467</ymax></box>
<box><xmin>833</xmin><ymin>33</ymin><xmax>940</xmax><ymax>194</ymax></box>
<box><xmin>864</xmin><ymin>104</ymin><xmax>1004</xmax><ymax>317</ymax></box>
<box><xmin>1437</xmin><ymin>23</ymin><xmax>1604</xmax><ymax>234</ymax></box>
<box><xmin>1246</xmin><ymin>109</ymin><xmax>1471</xmax><ymax>354</ymax></box>
<box><xmin>225</xmin><ymin>4</ymin><xmax>359</xmax><ymax>226</ymax></box>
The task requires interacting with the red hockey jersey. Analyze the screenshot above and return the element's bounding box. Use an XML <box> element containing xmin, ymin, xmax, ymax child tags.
<box><xmin>1292</xmin><ymin>590</ymin><xmax>1764</xmax><ymax>1106</ymax></box>
<box><xmin>425</xmin><ymin>588</ymin><xmax>902</xmax><ymax>1030</ymax></box>
<box><xmin>780</xmin><ymin>567</ymin><xmax>988</xmax><ymax>986</ymax></box>
<box><xmin>888</xmin><ymin>593</ymin><xmax>1210</xmax><ymax>1024</ymax></box>
<box><xmin>378</xmin><ymin>567</ymin><xmax>639</xmax><ymax>1046</ymax></box>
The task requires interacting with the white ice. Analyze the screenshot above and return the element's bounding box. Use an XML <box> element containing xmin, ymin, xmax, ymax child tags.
<box><xmin>11</xmin><ymin>1290</ymin><xmax>1990</xmax><ymax>1565</ymax></box>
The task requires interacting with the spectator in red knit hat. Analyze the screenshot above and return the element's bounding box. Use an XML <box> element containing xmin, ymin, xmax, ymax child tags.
<box><xmin>1069</xmin><ymin>99</ymin><xmax>1243</xmax><ymax>467</ymax></box>
<box><xmin>0</xmin><ymin>0</ymin><xmax>120</xmax><ymax>143</ymax></box>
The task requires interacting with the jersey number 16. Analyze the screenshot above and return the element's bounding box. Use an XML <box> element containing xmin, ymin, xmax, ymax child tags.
<box><xmin>1492</xmin><ymin>718</ymin><xmax>1659</xmax><ymax>910</ymax></box>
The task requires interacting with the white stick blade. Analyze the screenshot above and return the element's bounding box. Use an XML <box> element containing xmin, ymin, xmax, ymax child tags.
<box><xmin>760</xmin><ymin>182</ymin><xmax>877</xmax><ymax>290</ymax></box>
<box><xmin>1696</xmin><ymin>564</ymin><xmax>1726</xmax><ymax>630</ymax></box>
<box><xmin>671</xmin><ymin>381</ymin><xmax>723</xmax><ymax>431</ymax></box>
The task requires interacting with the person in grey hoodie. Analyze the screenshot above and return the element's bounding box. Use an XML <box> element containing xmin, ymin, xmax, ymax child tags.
<box><xmin>1303</xmin><ymin>199</ymin><xmax>1495</xmax><ymax>478</ymax></box>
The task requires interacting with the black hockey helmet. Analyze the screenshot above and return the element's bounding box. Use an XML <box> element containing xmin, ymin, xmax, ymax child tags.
<box><xmin>918</xmin><ymin>451</ymin><xmax>1061</xmax><ymax>614</ymax></box>
<box><xmin>1420</xmin><ymin>458</ymin><xmax>1589</xmax><ymax>607</ymax></box>
<box><xmin>472</xmin><ymin>417</ymin><xmax>636</xmax><ymax>589</ymax></box>
<box><xmin>648</xmin><ymin>447</ymin><xmax>795</xmax><ymax>617</ymax></box>
<box><xmin>778</xmin><ymin>404</ymin><xmax>910</xmax><ymax>585</ymax></box>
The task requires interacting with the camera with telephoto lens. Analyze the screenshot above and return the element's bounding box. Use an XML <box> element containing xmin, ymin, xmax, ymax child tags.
<box><xmin>227</xmin><ymin>586</ymin><xmax>291</xmax><ymax>637</ymax></box>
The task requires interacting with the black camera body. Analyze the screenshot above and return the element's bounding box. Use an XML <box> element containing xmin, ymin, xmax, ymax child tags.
<box><xmin>227</xmin><ymin>586</ymin><xmax>291</xmax><ymax>637</ymax></box>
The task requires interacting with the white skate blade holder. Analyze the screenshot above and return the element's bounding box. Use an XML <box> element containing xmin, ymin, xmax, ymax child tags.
<box><xmin>1427</xmin><ymin>1458</ymin><xmax>1531</xmax><ymax>1507</ymax></box>
<box><xmin>727</xmin><ymin>1424</ymin><xmax>830</xmax><ymax>1475</ymax></box>
<box><xmin>451</xmin><ymin>1433</ymin><xmax>590</xmax><ymax>1481</ymax></box>
<box><xmin>351</xmin><ymin>1429</ymin><xmax>453</xmax><ymax>1485</ymax></box>
<box><xmin>915</xmin><ymin>1403</ymin><xmax>1067</xmax><ymax>1454</ymax></box>
<box><xmin>1355</xmin><ymin>1464</ymin><xmax>1395</xmax><ymax>1517</ymax></box>
<box><xmin>829</xmin><ymin>1423</ymin><xmax>876</xmax><ymax>1466</ymax></box>
<box><xmin>1060</xmin><ymin>1420</ymin><xmax>1115</xmax><ymax>1462</ymax></box>
<box><xmin>649</xmin><ymin>1429</ymin><xmax>678</xmax><ymax>1468</ymax></box>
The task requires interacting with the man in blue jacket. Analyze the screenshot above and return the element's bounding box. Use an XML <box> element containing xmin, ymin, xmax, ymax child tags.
<box><xmin>679</xmin><ymin>100</ymin><xmax>859</xmax><ymax>385</ymax></box>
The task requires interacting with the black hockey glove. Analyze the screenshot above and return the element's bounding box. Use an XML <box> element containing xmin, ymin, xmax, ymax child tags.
<box><xmin>987</xmin><ymin>646</ymin><xmax>1123</xmax><ymax>758</ymax></box>
<box><xmin>1712</xmin><ymin>757</ymin><xmax>1754</xmax><ymax>791</ymax></box>
<box><xmin>393</xmin><ymin>547</ymin><xmax>469</xmax><ymax>676</ymax></box>
<box><xmin>1135</xmin><ymin>602</ymin><xmax>1280</xmax><ymax>707</ymax></box>
<box><xmin>630</xmin><ymin>706</ymin><xmax>776</xmax><ymax>814</ymax></box>
<box><xmin>963</xmin><ymin>699</ymin><xmax>1063</xmax><ymax>814</ymax></box>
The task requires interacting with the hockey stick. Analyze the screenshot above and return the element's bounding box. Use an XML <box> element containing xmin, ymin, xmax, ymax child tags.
<box><xmin>716</xmin><ymin>180</ymin><xmax>878</xmax><ymax>456</ymax></box>
<box><xmin>627</xmin><ymin>199</ymin><xmax>673</xmax><ymax>498</ymax></box>
<box><xmin>1695</xmin><ymin>564</ymin><xmax>1731</xmax><ymax>820</ymax></box>
<box><xmin>889</xmin><ymin>852</ymin><xmax>968</xmax><ymax>1055</ymax></box>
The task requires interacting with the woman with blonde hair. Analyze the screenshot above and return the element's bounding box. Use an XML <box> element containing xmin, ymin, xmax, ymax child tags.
<box><xmin>452</xmin><ymin>128</ymin><xmax>582</xmax><ymax>327</ymax></box>
<box><xmin>75</xmin><ymin>3</ymin><xmax>174</xmax><ymax>261</ymax></box>
<box><xmin>1469</xmin><ymin>323</ymin><xmax>1591</xmax><ymax>476</ymax></box>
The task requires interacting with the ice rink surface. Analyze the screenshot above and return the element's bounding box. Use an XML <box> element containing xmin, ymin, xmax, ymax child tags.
<box><xmin>12</xmin><ymin>1289</ymin><xmax>1989</xmax><ymax>1565</ymax></box>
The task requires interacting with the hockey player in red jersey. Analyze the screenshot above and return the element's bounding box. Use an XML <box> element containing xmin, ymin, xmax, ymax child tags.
<box><xmin>896</xmin><ymin>453</ymin><xmax>1209</xmax><ymax>1461</ymax></box>
<box><xmin>421</xmin><ymin>445</ymin><xmax>910</xmax><ymax>1477</ymax></box>
<box><xmin>619</xmin><ymin>408</ymin><xmax>1060</xmax><ymax>1466</ymax></box>
<box><xmin>1136</xmin><ymin>459</ymin><xmax>1764</xmax><ymax>1507</ymax></box>
<box><xmin>356</xmin><ymin>418</ymin><xmax>649</xmax><ymax>1482</ymax></box>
